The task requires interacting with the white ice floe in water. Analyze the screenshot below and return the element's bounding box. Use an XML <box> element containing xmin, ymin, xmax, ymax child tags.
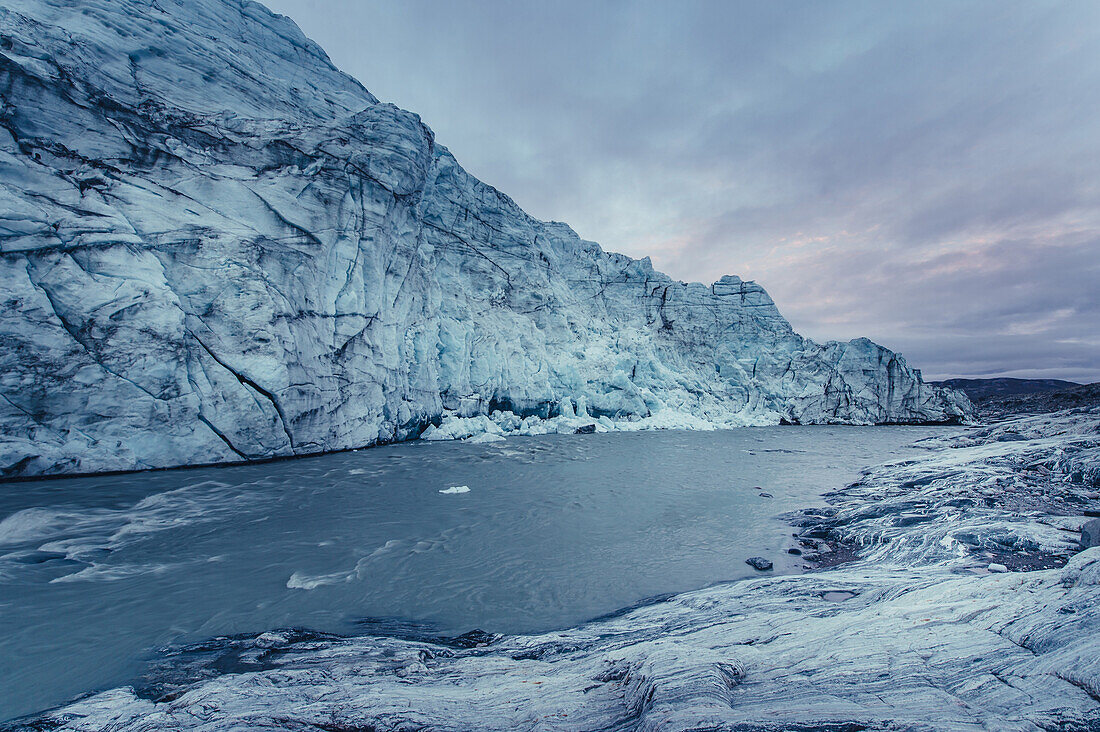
<box><xmin>23</xmin><ymin>408</ymin><xmax>1100</xmax><ymax>730</ymax></box>
<box><xmin>0</xmin><ymin>0</ymin><xmax>973</xmax><ymax>478</ymax></box>
<box><xmin>439</xmin><ymin>486</ymin><xmax>471</xmax><ymax>494</ymax></box>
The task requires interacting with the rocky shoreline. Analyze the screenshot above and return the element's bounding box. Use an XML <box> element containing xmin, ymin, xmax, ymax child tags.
<box><xmin>9</xmin><ymin>407</ymin><xmax>1099</xmax><ymax>731</ymax></box>
<box><xmin>974</xmin><ymin>383</ymin><xmax>1100</xmax><ymax>422</ymax></box>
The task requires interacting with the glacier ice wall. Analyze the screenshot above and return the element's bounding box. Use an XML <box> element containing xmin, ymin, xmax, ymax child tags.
<box><xmin>0</xmin><ymin>0</ymin><xmax>973</xmax><ymax>477</ymax></box>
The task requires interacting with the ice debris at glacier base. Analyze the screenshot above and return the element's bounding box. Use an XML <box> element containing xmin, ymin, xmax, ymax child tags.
<box><xmin>418</xmin><ymin>396</ymin><xmax>749</xmax><ymax>443</ymax></box>
<box><xmin>0</xmin><ymin>0</ymin><xmax>972</xmax><ymax>478</ymax></box>
<box><xmin>17</xmin><ymin>408</ymin><xmax>1100</xmax><ymax>731</ymax></box>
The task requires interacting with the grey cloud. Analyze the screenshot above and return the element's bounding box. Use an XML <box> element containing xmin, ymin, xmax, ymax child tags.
<box><xmin>263</xmin><ymin>0</ymin><xmax>1100</xmax><ymax>382</ymax></box>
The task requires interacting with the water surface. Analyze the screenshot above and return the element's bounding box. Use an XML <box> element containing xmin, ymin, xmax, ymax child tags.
<box><xmin>0</xmin><ymin>426</ymin><xmax>949</xmax><ymax>720</ymax></box>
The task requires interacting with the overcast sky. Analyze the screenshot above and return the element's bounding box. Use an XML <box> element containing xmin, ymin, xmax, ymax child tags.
<box><xmin>263</xmin><ymin>0</ymin><xmax>1100</xmax><ymax>382</ymax></box>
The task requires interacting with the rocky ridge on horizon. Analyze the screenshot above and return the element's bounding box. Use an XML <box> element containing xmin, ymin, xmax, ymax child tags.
<box><xmin>931</xmin><ymin>377</ymin><xmax>1083</xmax><ymax>401</ymax></box>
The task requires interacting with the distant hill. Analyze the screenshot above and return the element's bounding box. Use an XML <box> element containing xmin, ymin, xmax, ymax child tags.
<box><xmin>932</xmin><ymin>378</ymin><xmax>1082</xmax><ymax>401</ymax></box>
<box><xmin>931</xmin><ymin>378</ymin><xmax>1100</xmax><ymax>420</ymax></box>
<box><xmin>975</xmin><ymin>382</ymin><xmax>1100</xmax><ymax>420</ymax></box>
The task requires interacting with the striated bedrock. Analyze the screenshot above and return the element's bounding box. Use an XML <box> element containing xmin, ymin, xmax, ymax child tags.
<box><xmin>13</xmin><ymin>409</ymin><xmax>1100</xmax><ymax>731</ymax></box>
<box><xmin>0</xmin><ymin>0</ymin><xmax>972</xmax><ymax>477</ymax></box>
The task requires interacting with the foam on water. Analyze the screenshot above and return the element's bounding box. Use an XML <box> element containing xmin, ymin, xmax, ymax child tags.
<box><xmin>0</xmin><ymin>481</ymin><xmax>265</xmax><ymax>584</ymax></box>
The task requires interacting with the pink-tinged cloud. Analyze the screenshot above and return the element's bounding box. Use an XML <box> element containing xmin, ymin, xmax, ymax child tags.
<box><xmin>266</xmin><ymin>0</ymin><xmax>1100</xmax><ymax>381</ymax></box>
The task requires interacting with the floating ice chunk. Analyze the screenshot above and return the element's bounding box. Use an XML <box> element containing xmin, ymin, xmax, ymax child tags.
<box><xmin>439</xmin><ymin>486</ymin><xmax>471</xmax><ymax>494</ymax></box>
<box><xmin>421</xmin><ymin>412</ymin><xmax>504</xmax><ymax>441</ymax></box>
<box><xmin>491</xmin><ymin>411</ymin><xmax>523</xmax><ymax>432</ymax></box>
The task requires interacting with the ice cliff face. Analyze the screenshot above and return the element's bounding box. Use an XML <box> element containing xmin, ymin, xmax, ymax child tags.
<box><xmin>0</xmin><ymin>0</ymin><xmax>973</xmax><ymax>477</ymax></box>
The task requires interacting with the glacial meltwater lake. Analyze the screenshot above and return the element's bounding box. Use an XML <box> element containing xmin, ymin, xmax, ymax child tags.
<box><xmin>0</xmin><ymin>426</ymin><xmax>952</xmax><ymax>721</ymax></box>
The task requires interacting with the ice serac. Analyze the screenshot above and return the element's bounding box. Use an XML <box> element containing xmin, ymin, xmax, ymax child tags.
<box><xmin>0</xmin><ymin>0</ymin><xmax>974</xmax><ymax>477</ymax></box>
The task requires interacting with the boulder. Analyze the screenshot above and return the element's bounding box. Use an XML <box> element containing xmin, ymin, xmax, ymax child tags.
<box><xmin>1081</xmin><ymin>518</ymin><xmax>1100</xmax><ymax>548</ymax></box>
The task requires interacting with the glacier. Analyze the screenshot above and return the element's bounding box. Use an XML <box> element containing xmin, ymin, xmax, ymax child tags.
<box><xmin>0</xmin><ymin>0</ymin><xmax>972</xmax><ymax>478</ymax></box>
